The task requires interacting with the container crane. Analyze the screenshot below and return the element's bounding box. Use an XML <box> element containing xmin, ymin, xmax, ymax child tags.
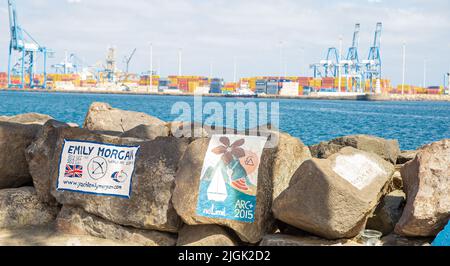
<box><xmin>341</xmin><ymin>23</ymin><xmax>363</xmax><ymax>92</ymax></box>
<box><xmin>362</xmin><ymin>22</ymin><xmax>383</xmax><ymax>93</ymax></box>
<box><xmin>51</xmin><ymin>51</ymin><xmax>85</xmax><ymax>74</ymax></box>
<box><xmin>310</xmin><ymin>47</ymin><xmax>339</xmax><ymax>78</ymax></box>
<box><xmin>7</xmin><ymin>0</ymin><xmax>51</xmax><ymax>89</ymax></box>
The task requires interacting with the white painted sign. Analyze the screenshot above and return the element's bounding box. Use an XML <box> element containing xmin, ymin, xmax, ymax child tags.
<box><xmin>57</xmin><ymin>140</ymin><xmax>140</xmax><ymax>198</ymax></box>
<box><xmin>332</xmin><ymin>154</ymin><xmax>386</xmax><ymax>190</ymax></box>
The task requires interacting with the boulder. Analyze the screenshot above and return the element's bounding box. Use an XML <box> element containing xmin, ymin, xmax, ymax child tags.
<box><xmin>381</xmin><ymin>234</ymin><xmax>431</xmax><ymax>246</ymax></box>
<box><xmin>83</xmin><ymin>102</ymin><xmax>166</xmax><ymax>133</ymax></box>
<box><xmin>172</xmin><ymin>138</ymin><xmax>276</xmax><ymax>244</ymax></box>
<box><xmin>0</xmin><ymin>121</ymin><xmax>42</xmax><ymax>188</ymax></box>
<box><xmin>0</xmin><ymin>113</ymin><xmax>53</xmax><ymax>125</ymax></box>
<box><xmin>42</xmin><ymin>126</ymin><xmax>189</xmax><ymax>233</ymax></box>
<box><xmin>397</xmin><ymin>150</ymin><xmax>418</xmax><ymax>165</ymax></box>
<box><xmin>56</xmin><ymin>206</ymin><xmax>176</xmax><ymax>246</ymax></box>
<box><xmin>271</xmin><ymin>132</ymin><xmax>311</xmax><ymax>200</ymax></box>
<box><xmin>309</xmin><ymin>142</ymin><xmax>342</xmax><ymax>159</ymax></box>
<box><xmin>310</xmin><ymin>135</ymin><xmax>400</xmax><ymax>164</ymax></box>
<box><xmin>25</xmin><ymin>120</ymin><xmax>74</xmax><ymax>203</ymax></box>
<box><xmin>0</xmin><ymin>187</ymin><xmax>59</xmax><ymax>228</ymax></box>
<box><xmin>259</xmin><ymin>234</ymin><xmax>361</xmax><ymax>246</ymax></box>
<box><xmin>366</xmin><ymin>190</ymin><xmax>406</xmax><ymax>235</ymax></box>
<box><xmin>120</xmin><ymin>124</ymin><xmax>169</xmax><ymax>140</ymax></box>
<box><xmin>395</xmin><ymin>139</ymin><xmax>450</xmax><ymax>237</ymax></box>
<box><xmin>177</xmin><ymin>225</ymin><xmax>237</xmax><ymax>246</ymax></box>
<box><xmin>169</xmin><ymin>121</ymin><xmax>209</xmax><ymax>139</ymax></box>
<box><xmin>0</xmin><ymin>225</ymin><xmax>139</xmax><ymax>246</ymax></box>
<box><xmin>273</xmin><ymin>147</ymin><xmax>395</xmax><ymax>240</ymax></box>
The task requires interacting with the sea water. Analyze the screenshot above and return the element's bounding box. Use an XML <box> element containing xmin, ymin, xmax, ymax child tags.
<box><xmin>0</xmin><ymin>91</ymin><xmax>449</xmax><ymax>150</ymax></box>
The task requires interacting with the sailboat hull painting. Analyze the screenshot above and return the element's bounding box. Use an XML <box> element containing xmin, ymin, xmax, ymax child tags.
<box><xmin>196</xmin><ymin>135</ymin><xmax>267</xmax><ymax>223</ymax></box>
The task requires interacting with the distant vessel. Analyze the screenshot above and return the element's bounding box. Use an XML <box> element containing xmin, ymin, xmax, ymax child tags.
<box><xmin>207</xmin><ymin>167</ymin><xmax>228</xmax><ymax>202</ymax></box>
<box><xmin>224</xmin><ymin>88</ymin><xmax>258</xmax><ymax>98</ymax></box>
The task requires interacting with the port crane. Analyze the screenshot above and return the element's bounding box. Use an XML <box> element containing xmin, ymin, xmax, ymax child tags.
<box><xmin>341</xmin><ymin>24</ymin><xmax>364</xmax><ymax>92</ymax></box>
<box><xmin>52</xmin><ymin>52</ymin><xmax>85</xmax><ymax>74</ymax></box>
<box><xmin>122</xmin><ymin>48</ymin><xmax>137</xmax><ymax>82</ymax></box>
<box><xmin>7</xmin><ymin>0</ymin><xmax>51</xmax><ymax>89</ymax></box>
<box><xmin>310</xmin><ymin>22</ymin><xmax>383</xmax><ymax>93</ymax></box>
<box><xmin>362</xmin><ymin>22</ymin><xmax>383</xmax><ymax>93</ymax></box>
<box><xmin>310</xmin><ymin>47</ymin><xmax>339</xmax><ymax>78</ymax></box>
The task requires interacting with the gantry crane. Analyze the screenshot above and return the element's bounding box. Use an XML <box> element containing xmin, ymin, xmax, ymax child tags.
<box><xmin>310</xmin><ymin>47</ymin><xmax>339</xmax><ymax>78</ymax></box>
<box><xmin>52</xmin><ymin>52</ymin><xmax>86</xmax><ymax>74</ymax></box>
<box><xmin>362</xmin><ymin>22</ymin><xmax>383</xmax><ymax>92</ymax></box>
<box><xmin>7</xmin><ymin>0</ymin><xmax>51</xmax><ymax>89</ymax></box>
<box><xmin>341</xmin><ymin>23</ymin><xmax>363</xmax><ymax>92</ymax></box>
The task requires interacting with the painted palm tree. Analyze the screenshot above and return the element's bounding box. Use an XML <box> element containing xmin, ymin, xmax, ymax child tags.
<box><xmin>211</xmin><ymin>137</ymin><xmax>251</xmax><ymax>192</ymax></box>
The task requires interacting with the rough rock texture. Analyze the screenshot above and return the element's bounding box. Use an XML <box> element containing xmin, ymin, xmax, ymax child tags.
<box><xmin>44</xmin><ymin>127</ymin><xmax>189</xmax><ymax>233</ymax></box>
<box><xmin>0</xmin><ymin>113</ymin><xmax>53</xmax><ymax>125</ymax></box>
<box><xmin>259</xmin><ymin>234</ymin><xmax>361</xmax><ymax>246</ymax></box>
<box><xmin>120</xmin><ymin>124</ymin><xmax>169</xmax><ymax>140</ymax></box>
<box><xmin>56</xmin><ymin>206</ymin><xmax>176</xmax><ymax>246</ymax></box>
<box><xmin>172</xmin><ymin>138</ymin><xmax>276</xmax><ymax>244</ymax></box>
<box><xmin>177</xmin><ymin>225</ymin><xmax>237</xmax><ymax>246</ymax></box>
<box><xmin>0</xmin><ymin>226</ymin><xmax>138</xmax><ymax>246</ymax></box>
<box><xmin>366</xmin><ymin>190</ymin><xmax>406</xmax><ymax>235</ymax></box>
<box><xmin>25</xmin><ymin>120</ymin><xmax>74</xmax><ymax>203</ymax></box>
<box><xmin>310</xmin><ymin>135</ymin><xmax>400</xmax><ymax>164</ymax></box>
<box><xmin>397</xmin><ymin>150</ymin><xmax>418</xmax><ymax>165</ymax></box>
<box><xmin>273</xmin><ymin>147</ymin><xmax>395</xmax><ymax>240</ymax></box>
<box><xmin>0</xmin><ymin>187</ymin><xmax>59</xmax><ymax>228</ymax></box>
<box><xmin>0</xmin><ymin>121</ymin><xmax>42</xmax><ymax>188</ymax></box>
<box><xmin>169</xmin><ymin>121</ymin><xmax>209</xmax><ymax>139</ymax></box>
<box><xmin>83</xmin><ymin>102</ymin><xmax>166</xmax><ymax>133</ymax></box>
<box><xmin>271</xmin><ymin>132</ymin><xmax>311</xmax><ymax>200</ymax></box>
<box><xmin>381</xmin><ymin>234</ymin><xmax>431</xmax><ymax>246</ymax></box>
<box><xmin>395</xmin><ymin>139</ymin><xmax>450</xmax><ymax>237</ymax></box>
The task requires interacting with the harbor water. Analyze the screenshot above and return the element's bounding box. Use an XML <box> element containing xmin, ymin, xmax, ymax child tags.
<box><xmin>0</xmin><ymin>91</ymin><xmax>449</xmax><ymax>150</ymax></box>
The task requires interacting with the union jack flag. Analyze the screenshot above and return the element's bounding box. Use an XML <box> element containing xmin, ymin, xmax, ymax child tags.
<box><xmin>64</xmin><ymin>164</ymin><xmax>83</xmax><ymax>178</ymax></box>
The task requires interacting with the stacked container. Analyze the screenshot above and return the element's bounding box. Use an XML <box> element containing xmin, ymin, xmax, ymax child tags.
<box><xmin>0</xmin><ymin>72</ymin><xmax>7</xmax><ymax>88</ymax></box>
<box><xmin>255</xmin><ymin>80</ymin><xmax>267</xmax><ymax>94</ymax></box>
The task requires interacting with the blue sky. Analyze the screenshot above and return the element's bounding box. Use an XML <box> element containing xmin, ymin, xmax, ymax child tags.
<box><xmin>0</xmin><ymin>0</ymin><xmax>449</xmax><ymax>86</ymax></box>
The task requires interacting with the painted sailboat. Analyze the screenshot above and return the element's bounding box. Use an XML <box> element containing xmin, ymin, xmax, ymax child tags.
<box><xmin>207</xmin><ymin>166</ymin><xmax>228</xmax><ymax>202</ymax></box>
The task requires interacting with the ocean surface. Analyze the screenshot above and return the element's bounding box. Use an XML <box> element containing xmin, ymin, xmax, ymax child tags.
<box><xmin>0</xmin><ymin>91</ymin><xmax>449</xmax><ymax>150</ymax></box>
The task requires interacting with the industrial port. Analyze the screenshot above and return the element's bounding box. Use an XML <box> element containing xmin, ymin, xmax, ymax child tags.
<box><xmin>1</xmin><ymin>0</ymin><xmax>449</xmax><ymax>98</ymax></box>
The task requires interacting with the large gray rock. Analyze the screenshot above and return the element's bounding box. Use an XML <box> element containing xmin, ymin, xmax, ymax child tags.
<box><xmin>83</xmin><ymin>102</ymin><xmax>166</xmax><ymax>133</ymax></box>
<box><xmin>395</xmin><ymin>139</ymin><xmax>450</xmax><ymax>237</ymax></box>
<box><xmin>25</xmin><ymin>120</ymin><xmax>74</xmax><ymax>203</ymax></box>
<box><xmin>0</xmin><ymin>226</ymin><xmax>139</xmax><ymax>246</ymax></box>
<box><xmin>259</xmin><ymin>234</ymin><xmax>361</xmax><ymax>246</ymax></box>
<box><xmin>271</xmin><ymin>132</ymin><xmax>311</xmax><ymax>200</ymax></box>
<box><xmin>56</xmin><ymin>206</ymin><xmax>176</xmax><ymax>246</ymax></box>
<box><xmin>366</xmin><ymin>190</ymin><xmax>406</xmax><ymax>235</ymax></box>
<box><xmin>273</xmin><ymin>147</ymin><xmax>395</xmax><ymax>240</ymax></box>
<box><xmin>310</xmin><ymin>135</ymin><xmax>400</xmax><ymax>164</ymax></box>
<box><xmin>40</xmin><ymin>126</ymin><xmax>189</xmax><ymax>233</ymax></box>
<box><xmin>172</xmin><ymin>138</ymin><xmax>276</xmax><ymax>244</ymax></box>
<box><xmin>0</xmin><ymin>187</ymin><xmax>59</xmax><ymax>228</ymax></box>
<box><xmin>381</xmin><ymin>234</ymin><xmax>431</xmax><ymax>246</ymax></box>
<box><xmin>169</xmin><ymin>121</ymin><xmax>209</xmax><ymax>139</ymax></box>
<box><xmin>177</xmin><ymin>225</ymin><xmax>237</xmax><ymax>246</ymax></box>
<box><xmin>0</xmin><ymin>121</ymin><xmax>42</xmax><ymax>188</ymax></box>
<box><xmin>120</xmin><ymin>124</ymin><xmax>169</xmax><ymax>140</ymax></box>
<box><xmin>397</xmin><ymin>150</ymin><xmax>418</xmax><ymax>165</ymax></box>
<box><xmin>0</xmin><ymin>113</ymin><xmax>53</xmax><ymax>125</ymax></box>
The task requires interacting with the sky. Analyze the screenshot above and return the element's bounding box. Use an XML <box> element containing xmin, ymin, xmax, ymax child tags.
<box><xmin>0</xmin><ymin>0</ymin><xmax>449</xmax><ymax>86</ymax></box>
